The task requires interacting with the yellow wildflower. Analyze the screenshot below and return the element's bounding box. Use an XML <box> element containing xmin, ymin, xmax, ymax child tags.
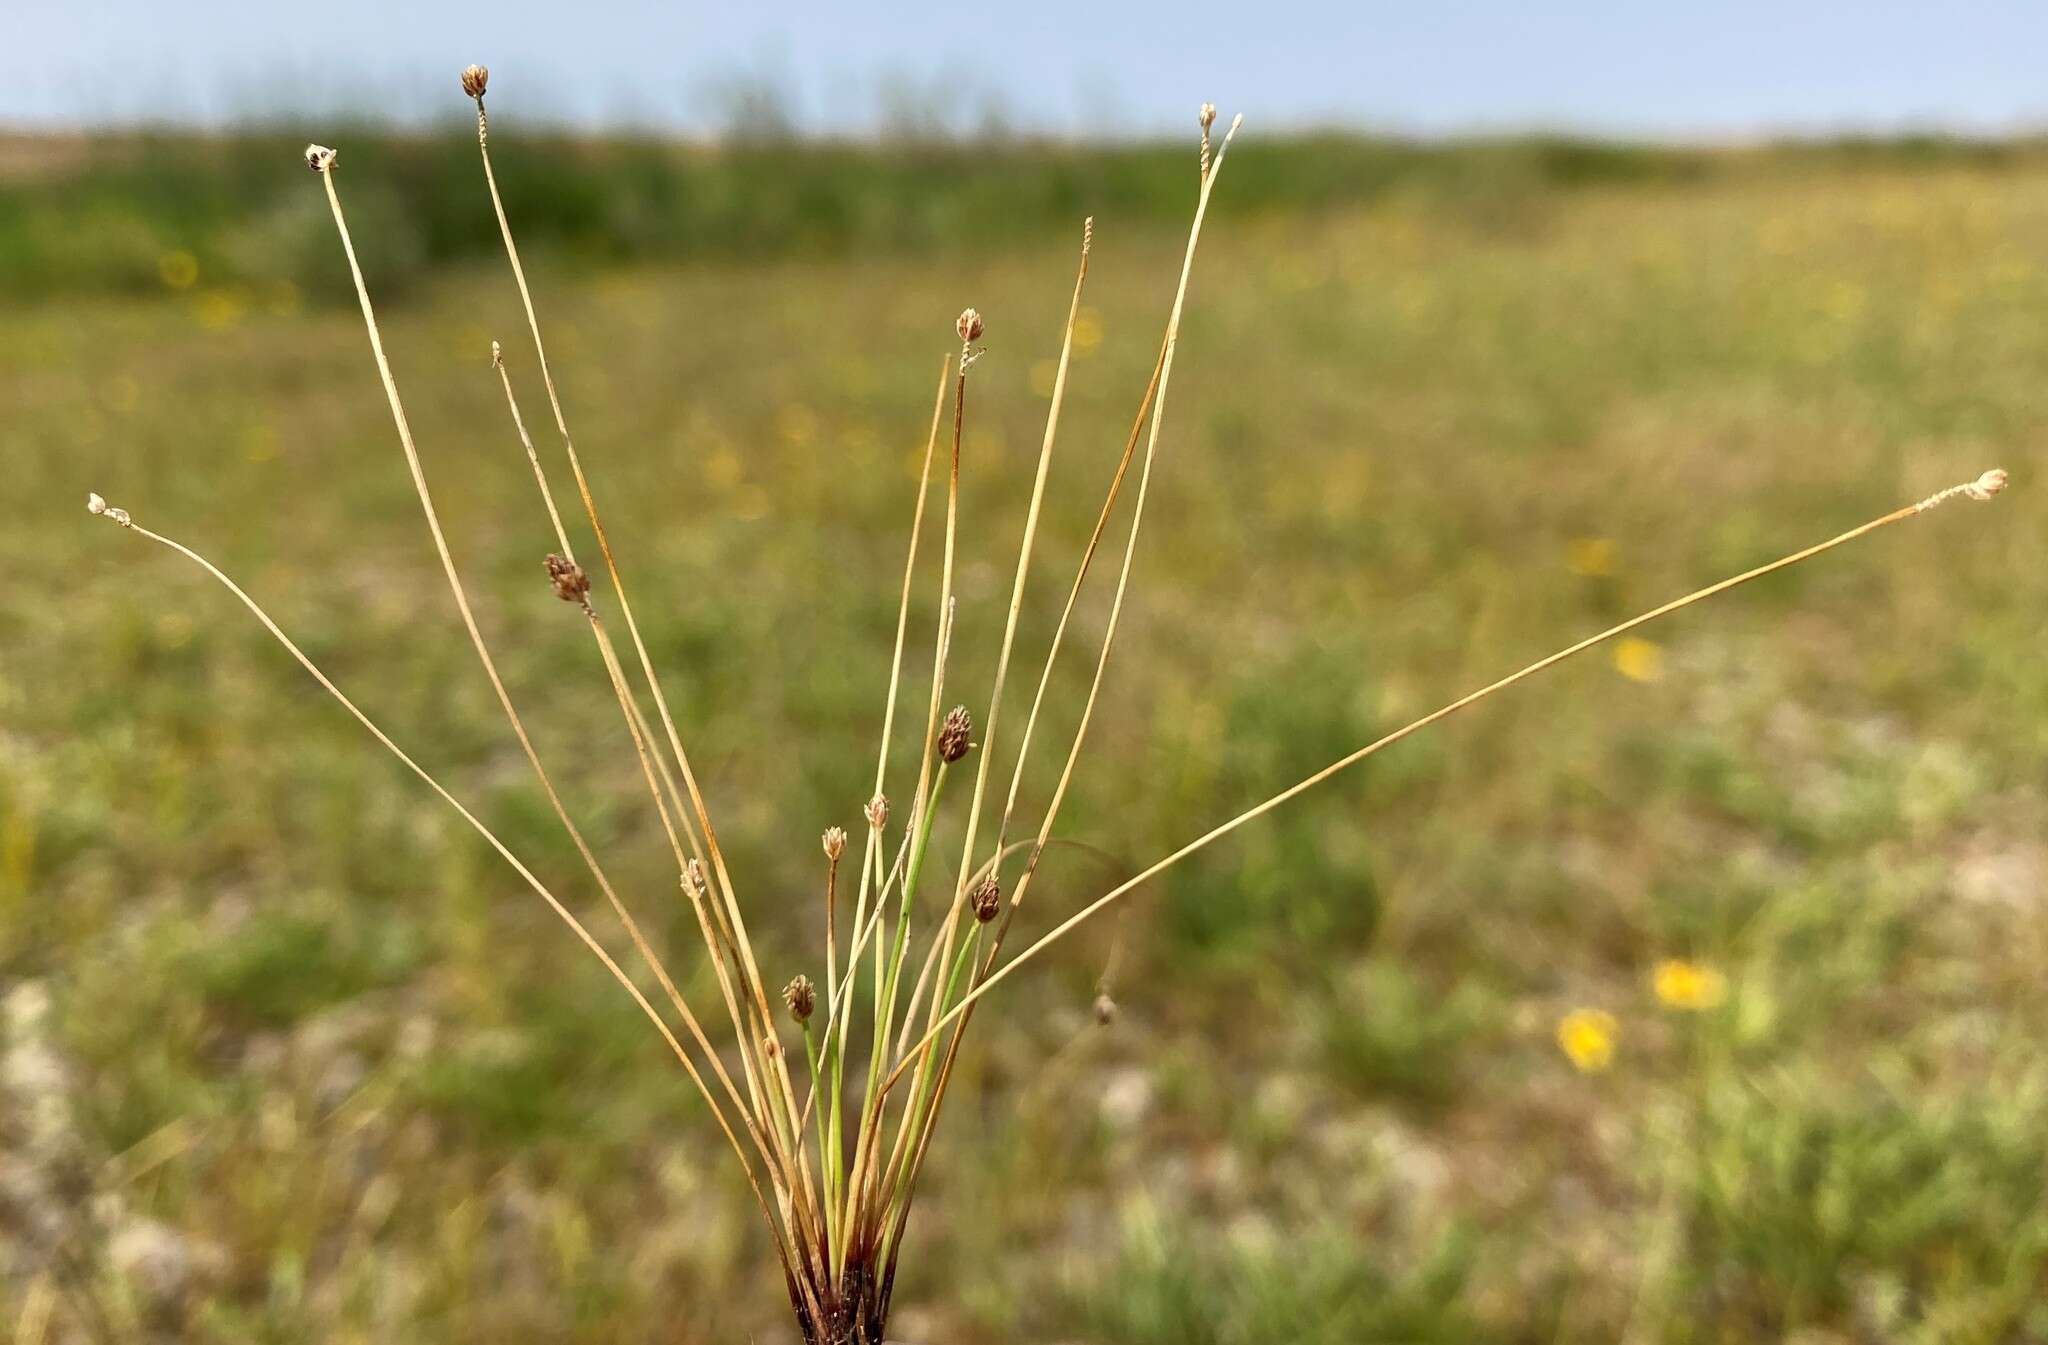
<box><xmin>1072</xmin><ymin>307</ymin><xmax>1103</xmax><ymax>355</ymax></box>
<box><xmin>1029</xmin><ymin>358</ymin><xmax>1058</xmax><ymax>398</ymax></box>
<box><xmin>1565</xmin><ymin>536</ymin><xmax>1617</xmax><ymax>577</ymax></box>
<box><xmin>158</xmin><ymin>250</ymin><xmax>199</xmax><ymax>290</ymax></box>
<box><xmin>1556</xmin><ymin>1009</ymin><xmax>1618</xmax><ymax>1073</ymax></box>
<box><xmin>1652</xmin><ymin>959</ymin><xmax>1727</xmax><ymax>1011</ymax></box>
<box><xmin>192</xmin><ymin>290</ymin><xmax>244</xmax><ymax>331</ymax></box>
<box><xmin>1612</xmin><ymin>636</ymin><xmax>1664</xmax><ymax>684</ymax></box>
<box><xmin>775</xmin><ymin>405</ymin><xmax>818</xmax><ymax>447</ymax></box>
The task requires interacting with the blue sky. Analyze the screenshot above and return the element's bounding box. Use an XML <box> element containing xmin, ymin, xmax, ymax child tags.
<box><xmin>8</xmin><ymin>1</ymin><xmax>2046</xmax><ymax>139</ymax></box>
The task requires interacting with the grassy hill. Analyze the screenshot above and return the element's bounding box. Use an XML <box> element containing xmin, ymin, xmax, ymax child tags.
<box><xmin>5</xmin><ymin>126</ymin><xmax>2040</xmax><ymax>299</ymax></box>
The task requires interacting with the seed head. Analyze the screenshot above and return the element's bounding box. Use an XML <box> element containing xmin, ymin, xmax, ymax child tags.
<box><xmin>1199</xmin><ymin>102</ymin><xmax>1217</xmax><ymax>133</ymax></box>
<box><xmin>1965</xmin><ymin>467</ymin><xmax>2009</xmax><ymax>501</ymax></box>
<box><xmin>782</xmin><ymin>974</ymin><xmax>816</xmax><ymax>1025</ymax></box>
<box><xmin>956</xmin><ymin>307</ymin><xmax>984</xmax><ymax>345</ymax></box>
<box><xmin>1092</xmin><ymin>993</ymin><xmax>1118</xmax><ymax>1026</ymax></box>
<box><xmin>937</xmin><ymin>706</ymin><xmax>973</xmax><ymax>764</ymax></box>
<box><xmin>544</xmin><ymin>553</ymin><xmax>590</xmax><ymax>604</ymax></box>
<box><xmin>303</xmin><ymin>144</ymin><xmax>337</xmax><ymax>173</ymax></box>
<box><xmin>1916</xmin><ymin>467</ymin><xmax>2013</xmax><ymax>513</ymax></box>
<box><xmin>969</xmin><ymin>875</ymin><xmax>1001</xmax><ymax>924</ymax></box>
<box><xmin>86</xmin><ymin>492</ymin><xmax>131</xmax><ymax>527</ymax></box>
<box><xmin>461</xmin><ymin>64</ymin><xmax>490</xmax><ymax>99</ymax></box>
<box><xmin>864</xmin><ymin>795</ymin><xmax>889</xmax><ymax>830</ymax></box>
<box><xmin>681</xmin><ymin>859</ymin><xmax>707</xmax><ymax>901</ymax></box>
<box><xmin>822</xmin><ymin>826</ymin><xmax>847</xmax><ymax>862</ymax></box>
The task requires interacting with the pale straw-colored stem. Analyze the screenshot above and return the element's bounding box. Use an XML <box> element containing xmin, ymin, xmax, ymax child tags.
<box><xmin>318</xmin><ymin>166</ymin><xmax>774</xmax><ymax>1173</ymax></box>
<box><xmin>492</xmin><ymin>349</ymin><xmax>809</xmax><ymax>1221</ymax></box>
<box><xmin>994</xmin><ymin>115</ymin><xmax>1241</xmax><ymax>940</ymax></box>
<box><xmin>836</xmin><ymin>354</ymin><xmax>950</xmax><ymax>1123</ymax></box>
<box><xmin>470</xmin><ymin>111</ymin><xmax>813</xmax><ymax>1252</ymax></box>
<box><xmin>876</xmin><ymin>121</ymin><xmax>1241</xmax><ymax>1155</ymax></box>
<box><xmin>89</xmin><ymin>504</ymin><xmax>794</xmax><ymax>1271</ymax></box>
<box><xmin>880</xmin><ymin>133</ymin><xmax>1238</xmax><ymax>1240</ymax></box>
<box><xmin>892</xmin><ymin>470</ymin><xmax>2010</xmax><ymax>1071</ymax></box>
<box><xmin>985</xmin><ymin>340</ymin><xmax>1165</xmax><ymax>889</ymax></box>
<box><xmin>471</xmin><ymin>93</ymin><xmax>791</xmax><ymax>1116</ymax></box>
<box><xmin>849</xmin><ymin>593</ymin><xmax>956</xmax><ymax>1247</ymax></box>
<box><xmin>912</xmin><ymin>221</ymin><xmax>1092</xmax><ymax>1047</ymax></box>
<box><xmin>854</xmin><ymin>350</ymin><xmax>972</xmax><ymax>1255</ymax></box>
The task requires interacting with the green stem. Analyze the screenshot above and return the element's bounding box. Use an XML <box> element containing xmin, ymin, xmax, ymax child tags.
<box><xmin>881</xmin><ymin>927</ymin><xmax>982</xmax><ymax>1262</ymax></box>
<box><xmin>801</xmin><ymin>1025</ymin><xmax>835</xmax><ymax>1256</ymax></box>
<box><xmin>875</xmin><ymin>764</ymin><xmax>949</xmax><ymax>1081</ymax></box>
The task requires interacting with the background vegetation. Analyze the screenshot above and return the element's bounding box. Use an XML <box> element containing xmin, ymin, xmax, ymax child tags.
<box><xmin>2</xmin><ymin>126</ymin><xmax>2044</xmax><ymax>1342</ymax></box>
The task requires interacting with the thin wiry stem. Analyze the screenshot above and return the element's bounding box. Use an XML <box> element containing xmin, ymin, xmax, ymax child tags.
<box><xmin>992</xmin><ymin>114</ymin><xmax>1242</xmax><ymax>952</ymax></box>
<box><xmin>986</xmin><ymin>340</ymin><xmax>1165</xmax><ymax>882</ymax></box>
<box><xmin>880</xmin><ymin>123</ymin><xmax>1244</xmax><ymax>1231</ymax></box>
<box><xmin>471</xmin><ymin>86</ymin><xmax>791</xmax><ymax>1086</ymax></box>
<box><xmin>831</xmin><ymin>356</ymin><xmax>951</xmax><ymax>1280</ymax></box>
<box><xmin>492</xmin><ymin>350</ymin><xmax>801</xmax><ymax>1203</ymax></box>
<box><xmin>853</xmin><ymin>349</ymin><xmax>971</xmax><ymax>1236</ymax></box>
<box><xmin>893</xmin><ymin>470</ymin><xmax>2010</xmax><ymax>1068</ymax></box>
<box><xmin>880</xmin><ymin>224</ymin><xmax>1096</xmax><ymax>1228</ymax></box>
<box><xmin>470</xmin><ymin>103</ymin><xmax>816</xmax><ymax>1256</ymax></box>
<box><xmin>315</xmin><ymin>166</ymin><xmax>731</xmax><ymax>1158</ymax></box>
<box><xmin>87</xmin><ymin>504</ymin><xmax>794</xmax><ymax>1276</ymax></box>
<box><xmin>915</xmin><ymin>221</ymin><xmax>1092</xmax><ymax>1041</ymax></box>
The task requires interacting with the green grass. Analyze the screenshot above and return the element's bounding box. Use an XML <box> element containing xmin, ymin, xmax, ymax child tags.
<box><xmin>2</xmin><ymin>131</ymin><xmax>2045</xmax><ymax>1342</ymax></box>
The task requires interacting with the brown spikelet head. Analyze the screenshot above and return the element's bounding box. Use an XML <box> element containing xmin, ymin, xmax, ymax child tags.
<box><xmin>782</xmin><ymin>974</ymin><xmax>816</xmax><ymax>1025</ymax></box>
<box><xmin>822</xmin><ymin>826</ymin><xmax>847</xmax><ymax>862</ymax></box>
<box><xmin>956</xmin><ymin>307</ymin><xmax>984</xmax><ymax>345</ymax></box>
<box><xmin>544</xmin><ymin>553</ymin><xmax>590</xmax><ymax>604</ymax></box>
<box><xmin>864</xmin><ymin>794</ymin><xmax>889</xmax><ymax>830</ymax></box>
<box><xmin>681</xmin><ymin>858</ymin><xmax>707</xmax><ymax>901</ymax></box>
<box><xmin>304</xmin><ymin>144</ymin><xmax>337</xmax><ymax>173</ymax></box>
<box><xmin>969</xmin><ymin>875</ymin><xmax>1001</xmax><ymax>924</ymax></box>
<box><xmin>461</xmin><ymin>64</ymin><xmax>490</xmax><ymax>99</ymax></box>
<box><xmin>937</xmin><ymin>706</ymin><xmax>973</xmax><ymax>764</ymax></box>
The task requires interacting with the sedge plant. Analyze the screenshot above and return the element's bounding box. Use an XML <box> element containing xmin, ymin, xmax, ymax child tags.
<box><xmin>85</xmin><ymin>72</ymin><xmax>2010</xmax><ymax>1344</ymax></box>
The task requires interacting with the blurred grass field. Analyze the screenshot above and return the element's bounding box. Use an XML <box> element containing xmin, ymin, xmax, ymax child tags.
<box><xmin>2</xmin><ymin>130</ymin><xmax>2046</xmax><ymax>1343</ymax></box>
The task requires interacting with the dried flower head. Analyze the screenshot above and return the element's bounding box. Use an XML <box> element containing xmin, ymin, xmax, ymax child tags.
<box><xmin>461</xmin><ymin>64</ymin><xmax>490</xmax><ymax>99</ymax></box>
<box><xmin>1199</xmin><ymin>102</ymin><xmax>1217</xmax><ymax>132</ymax></box>
<box><xmin>303</xmin><ymin>144</ymin><xmax>337</xmax><ymax>173</ymax></box>
<box><xmin>544</xmin><ymin>553</ymin><xmax>590</xmax><ymax>604</ymax></box>
<box><xmin>1092</xmin><ymin>993</ymin><xmax>1118</xmax><ymax>1026</ymax></box>
<box><xmin>86</xmin><ymin>492</ymin><xmax>131</xmax><ymax>527</ymax></box>
<box><xmin>822</xmin><ymin>826</ymin><xmax>847</xmax><ymax>862</ymax></box>
<box><xmin>937</xmin><ymin>706</ymin><xmax>973</xmax><ymax>764</ymax></box>
<box><xmin>782</xmin><ymin>974</ymin><xmax>816</xmax><ymax>1024</ymax></box>
<box><xmin>1917</xmin><ymin>467</ymin><xmax>2013</xmax><ymax>513</ymax></box>
<box><xmin>1966</xmin><ymin>467</ymin><xmax>2009</xmax><ymax>501</ymax></box>
<box><xmin>681</xmin><ymin>858</ymin><xmax>707</xmax><ymax>900</ymax></box>
<box><xmin>956</xmin><ymin>307</ymin><xmax>984</xmax><ymax>345</ymax></box>
<box><xmin>864</xmin><ymin>794</ymin><xmax>889</xmax><ymax>830</ymax></box>
<box><xmin>969</xmin><ymin>875</ymin><xmax>1001</xmax><ymax>923</ymax></box>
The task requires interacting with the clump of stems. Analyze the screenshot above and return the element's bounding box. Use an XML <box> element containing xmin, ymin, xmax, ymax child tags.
<box><xmin>87</xmin><ymin>89</ymin><xmax>2009</xmax><ymax>1345</ymax></box>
